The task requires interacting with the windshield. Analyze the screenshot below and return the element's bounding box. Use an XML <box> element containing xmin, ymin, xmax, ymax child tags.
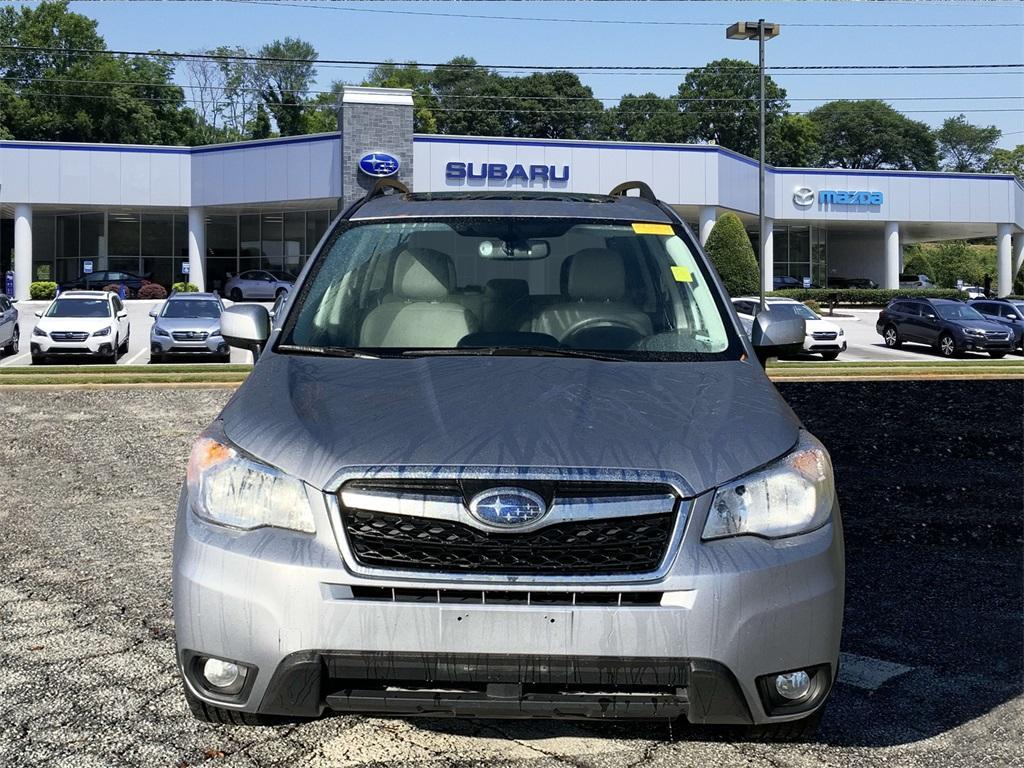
<box><xmin>771</xmin><ymin>303</ymin><xmax>818</xmax><ymax>321</ymax></box>
<box><xmin>45</xmin><ymin>298</ymin><xmax>110</xmax><ymax>318</ymax></box>
<box><xmin>281</xmin><ymin>218</ymin><xmax>742</xmax><ymax>361</ymax></box>
<box><xmin>935</xmin><ymin>304</ymin><xmax>985</xmax><ymax>321</ymax></box>
<box><xmin>162</xmin><ymin>299</ymin><xmax>221</xmax><ymax>319</ymax></box>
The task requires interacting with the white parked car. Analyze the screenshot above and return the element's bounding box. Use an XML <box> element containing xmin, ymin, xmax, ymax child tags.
<box><xmin>960</xmin><ymin>285</ymin><xmax>987</xmax><ymax>300</ymax></box>
<box><xmin>732</xmin><ymin>297</ymin><xmax>846</xmax><ymax>360</ymax></box>
<box><xmin>223</xmin><ymin>270</ymin><xmax>295</xmax><ymax>302</ymax></box>
<box><xmin>30</xmin><ymin>290</ymin><xmax>130</xmax><ymax>364</ymax></box>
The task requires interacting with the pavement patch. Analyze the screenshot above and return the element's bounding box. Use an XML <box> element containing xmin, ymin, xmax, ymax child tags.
<box><xmin>838</xmin><ymin>652</ymin><xmax>914</xmax><ymax>691</ymax></box>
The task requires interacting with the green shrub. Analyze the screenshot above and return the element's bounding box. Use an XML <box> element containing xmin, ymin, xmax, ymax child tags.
<box><xmin>137</xmin><ymin>283</ymin><xmax>168</xmax><ymax>300</ymax></box>
<box><xmin>172</xmin><ymin>282</ymin><xmax>199</xmax><ymax>293</ymax></box>
<box><xmin>770</xmin><ymin>288</ymin><xmax>964</xmax><ymax>306</ymax></box>
<box><xmin>802</xmin><ymin>300</ymin><xmax>823</xmax><ymax>315</ymax></box>
<box><xmin>704</xmin><ymin>212</ymin><xmax>760</xmax><ymax>297</ymax></box>
<box><xmin>29</xmin><ymin>281</ymin><xmax>58</xmax><ymax>300</ymax></box>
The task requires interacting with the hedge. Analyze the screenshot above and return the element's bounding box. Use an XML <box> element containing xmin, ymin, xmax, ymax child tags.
<box><xmin>172</xmin><ymin>282</ymin><xmax>199</xmax><ymax>293</ymax></box>
<box><xmin>137</xmin><ymin>283</ymin><xmax>168</xmax><ymax>300</ymax></box>
<box><xmin>705</xmin><ymin>212</ymin><xmax>760</xmax><ymax>298</ymax></box>
<box><xmin>770</xmin><ymin>288</ymin><xmax>965</xmax><ymax>306</ymax></box>
<box><xmin>29</xmin><ymin>282</ymin><xmax>58</xmax><ymax>300</ymax></box>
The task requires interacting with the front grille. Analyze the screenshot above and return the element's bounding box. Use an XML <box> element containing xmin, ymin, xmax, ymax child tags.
<box><xmin>172</xmin><ymin>330</ymin><xmax>209</xmax><ymax>341</ymax></box>
<box><xmin>984</xmin><ymin>331</ymin><xmax>1009</xmax><ymax>340</ymax></box>
<box><xmin>812</xmin><ymin>331</ymin><xmax>838</xmax><ymax>340</ymax></box>
<box><xmin>338</xmin><ymin>479</ymin><xmax>679</xmax><ymax>576</ymax></box>
<box><xmin>347</xmin><ymin>585</ymin><xmax>664</xmax><ymax>606</ymax></box>
<box><xmin>50</xmin><ymin>331</ymin><xmax>89</xmax><ymax>341</ymax></box>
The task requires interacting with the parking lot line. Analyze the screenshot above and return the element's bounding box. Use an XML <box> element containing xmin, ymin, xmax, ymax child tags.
<box><xmin>124</xmin><ymin>347</ymin><xmax>149</xmax><ymax>365</ymax></box>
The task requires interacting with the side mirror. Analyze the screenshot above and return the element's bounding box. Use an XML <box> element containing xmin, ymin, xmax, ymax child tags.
<box><xmin>34</xmin><ymin>310</ymin><xmax>43</xmax><ymax>318</ymax></box>
<box><xmin>117</xmin><ymin>310</ymin><xmax>128</xmax><ymax>319</ymax></box>
<box><xmin>148</xmin><ymin>308</ymin><xmax>159</xmax><ymax>318</ymax></box>
<box><xmin>925</xmin><ymin>313</ymin><xmax>936</xmax><ymax>319</ymax></box>
<box><xmin>221</xmin><ymin>304</ymin><xmax>270</xmax><ymax>358</ymax></box>
<box><xmin>751</xmin><ymin>306</ymin><xmax>806</xmax><ymax>366</ymax></box>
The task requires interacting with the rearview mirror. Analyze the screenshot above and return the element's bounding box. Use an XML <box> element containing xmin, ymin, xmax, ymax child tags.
<box><xmin>221</xmin><ymin>304</ymin><xmax>270</xmax><ymax>358</ymax></box>
<box><xmin>751</xmin><ymin>305</ymin><xmax>806</xmax><ymax>366</ymax></box>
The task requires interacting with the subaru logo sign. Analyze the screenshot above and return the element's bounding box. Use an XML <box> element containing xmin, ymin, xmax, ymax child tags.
<box><xmin>793</xmin><ymin>186</ymin><xmax>814</xmax><ymax>207</ymax></box>
<box><xmin>468</xmin><ymin>488</ymin><xmax>547</xmax><ymax>529</ymax></box>
<box><xmin>358</xmin><ymin>152</ymin><xmax>400</xmax><ymax>178</ymax></box>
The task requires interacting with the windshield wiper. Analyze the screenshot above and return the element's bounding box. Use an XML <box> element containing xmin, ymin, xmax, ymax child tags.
<box><xmin>276</xmin><ymin>343</ymin><xmax>381</xmax><ymax>359</ymax></box>
<box><xmin>400</xmin><ymin>346</ymin><xmax>628</xmax><ymax>362</ymax></box>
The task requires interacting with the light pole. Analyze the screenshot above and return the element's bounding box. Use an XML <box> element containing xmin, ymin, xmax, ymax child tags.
<box><xmin>727</xmin><ymin>19</ymin><xmax>779</xmax><ymax>312</ymax></box>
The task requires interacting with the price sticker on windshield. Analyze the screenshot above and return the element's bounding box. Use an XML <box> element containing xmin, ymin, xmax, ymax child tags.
<box><xmin>671</xmin><ymin>266</ymin><xmax>693</xmax><ymax>283</ymax></box>
<box><xmin>632</xmin><ymin>222</ymin><xmax>674</xmax><ymax>236</ymax></box>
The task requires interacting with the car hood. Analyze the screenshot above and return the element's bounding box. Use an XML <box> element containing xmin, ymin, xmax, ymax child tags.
<box><xmin>154</xmin><ymin>316</ymin><xmax>220</xmax><ymax>332</ymax></box>
<box><xmin>37</xmin><ymin>315</ymin><xmax>112</xmax><ymax>331</ymax></box>
<box><xmin>949</xmin><ymin>318</ymin><xmax>1010</xmax><ymax>332</ymax></box>
<box><xmin>805</xmin><ymin>318</ymin><xmax>840</xmax><ymax>333</ymax></box>
<box><xmin>219</xmin><ymin>353</ymin><xmax>801</xmax><ymax>495</ymax></box>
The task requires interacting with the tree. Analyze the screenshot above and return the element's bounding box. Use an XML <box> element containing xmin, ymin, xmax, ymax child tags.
<box><xmin>704</xmin><ymin>212</ymin><xmax>760</xmax><ymax>297</ymax></box>
<box><xmin>211</xmin><ymin>45</ymin><xmax>263</xmax><ymax>140</ymax></box>
<box><xmin>363</xmin><ymin>62</ymin><xmax>437</xmax><ymax>133</ymax></box>
<box><xmin>806</xmin><ymin>100</ymin><xmax>938</xmax><ymax>170</ymax></box>
<box><xmin>430</xmin><ymin>56</ymin><xmax>510</xmax><ymax>137</ymax></box>
<box><xmin>767</xmin><ymin>114</ymin><xmax>821</xmax><ymax>167</ymax></box>
<box><xmin>985</xmin><ymin>144</ymin><xmax>1024</xmax><ymax>180</ymax></box>
<box><xmin>249</xmin><ymin>104</ymin><xmax>272</xmax><ymax>139</ymax></box>
<box><xmin>603</xmin><ymin>92</ymin><xmax>693</xmax><ymax>143</ymax></box>
<box><xmin>305</xmin><ymin>80</ymin><xmax>344</xmax><ymax>134</ymax></box>
<box><xmin>922</xmin><ymin>241</ymin><xmax>988</xmax><ymax>289</ymax></box>
<box><xmin>254</xmin><ymin>37</ymin><xmax>317</xmax><ymax>136</ymax></box>
<box><xmin>676</xmin><ymin>58</ymin><xmax>788</xmax><ymax>158</ymax></box>
<box><xmin>935</xmin><ymin>114</ymin><xmax>1000</xmax><ymax>172</ymax></box>
<box><xmin>502</xmin><ymin>71</ymin><xmax>604</xmax><ymax>140</ymax></box>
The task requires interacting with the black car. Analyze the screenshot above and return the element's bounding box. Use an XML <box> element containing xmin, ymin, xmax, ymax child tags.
<box><xmin>773</xmin><ymin>275</ymin><xmax>821</xmax><ymax>290</ymax></box>
<box><xmin>62</xmin><ymin>270</ymin><xmax>150</xmax><ymax>294</ymax></box>
<box><xmin>876</xmin><ymin>298</ymin><xmax>1014</xmax><ymax>358</ymax></box>
<box><xmin>969</xmin><ymin>298</ymin><xmax>1024</xmax><ymax>352</ymax></box>
<box><xmin>828</xmin><ymin>276</ymin><xmax>878</xmax><ymax>289</ymax></box>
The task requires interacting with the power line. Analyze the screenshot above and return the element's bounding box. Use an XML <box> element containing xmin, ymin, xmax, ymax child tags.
<box><xmin>70</xmin><ymin>0</ymin><xmax>1024</xmax><ymax>29</ymax></box>
<box><xmin>2</xmin><ymin>44</ymin><xmax>1021</xmax><ymax>73</ymax></box>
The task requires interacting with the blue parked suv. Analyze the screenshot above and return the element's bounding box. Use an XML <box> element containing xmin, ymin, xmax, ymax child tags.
<box><xmin>876</xmin><ymin>298</ymin><xmax>1015</xmax><ymax>358</ymax></box>
<box><xmin>968</xmin><ymin>298</ymin><xmax>1024</xmax><ymax>353</ymax></box>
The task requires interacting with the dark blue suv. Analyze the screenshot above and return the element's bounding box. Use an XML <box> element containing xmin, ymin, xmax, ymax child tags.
<box><xmin>876</xmin><ymin>298</ymin><xmax>1014</xmax><ymax>358</ymax></box>
<box><xmin>968</xmin><ymin>298</ymin><xmax>1024</xmax><ymax>353</ymax></box>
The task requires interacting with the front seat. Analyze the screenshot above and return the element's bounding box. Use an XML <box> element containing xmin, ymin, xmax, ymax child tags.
<box><xmin>528</xmin><ymin>249</ymin><xmax>652</xmax><ymax>347</ymax></box>
<box><xmin>359</xmin><ymin>248</ymin><xmax>477</xmax><ymax>348</ymax></box>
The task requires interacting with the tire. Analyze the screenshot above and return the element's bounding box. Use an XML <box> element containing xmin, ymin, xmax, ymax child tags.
<box><xmin>741</xmin><ymin>707</ymin><xmax>824</xmax><ymax>743</ymax></box>
<box><xmin>218</xmin><ymin>353</ymin><xmax>232</xmax><ymax>363</ymax></box>
<box><xmin>182</xmin><ymin>686</ymin><xmax>291</xmax><ymax>726</ymax></box>
<box><xmin>938</xmin><ymin>333</ymin><xmax>959</xmax><ymax>358</ymax></box>
<box><xmin>150</xmin><ymin>353</ymin><xmax>163</xmax><ymax>364</ymax></box>
<box><xmin>882</xmin><ymin>325</ymin><xmax>901</xmax><ymax>348</ymax></box>
<box><xmin>230</xmin><ymin>288</ymin><xmax>243</xmax><ymax>302</ymax></box>
<box><xmin>119</xmin><ymin>334</ymin><xmax>129</xmax><ymax>354</ymax></box>
<box><xmin>820</xmin><ymin>351</ymin><xmax>840</xmax><ymax>361</ymax></box>
<box><xmin>989</xmin><ymin>351</ymin><xmax>1007</xmax><ymax>359</ymax></box>
<box><xmin>2</xmin><ymin>327</ymin><xmax>17</xmax><ymax>356</ymax></box>
<box><xmin>109</xmin><ymin>338</ymin><xmax>120</xmax><ymax>363</ymax></box>
<box><xmin>31</xmin><ymin>354</ymin><xmax>46</xmax><ymax>366</ymax></box>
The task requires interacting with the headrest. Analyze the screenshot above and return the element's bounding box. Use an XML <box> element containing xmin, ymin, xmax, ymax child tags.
<box><xmin>484</xmin><ymin>279</ymin><xmax>529</xmax><ymax>300</ymax></box>
<box><xmin>567</xmin><ymin>249</ymin><xmax>627</xmax><ymax>301</ymax></box>
<box><xmin>393</xmin><ymin>248</ymin><xmax>454</xmax><ymax>301</ymax></box>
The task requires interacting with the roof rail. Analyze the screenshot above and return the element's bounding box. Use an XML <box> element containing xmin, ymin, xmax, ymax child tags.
<box><xmin>363</xmin><ymin>177</ymin><xmax>410</xmax><ymax>202</ymax></box>
<box><xmin>607</xmin><ymin>181</ymin><xmax>657</xmax><ymax>201</ymax></box>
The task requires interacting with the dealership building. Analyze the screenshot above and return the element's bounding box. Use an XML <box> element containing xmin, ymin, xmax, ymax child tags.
<box><xmin>2</xmin><ymin>86</ymin><xmax>1022</xmax><ymax>301</ymax></box>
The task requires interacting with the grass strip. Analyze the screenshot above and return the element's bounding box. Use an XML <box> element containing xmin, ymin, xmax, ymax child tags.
<box><xmin>0</xmin><ymin>363</ymin><xmax>253</xmax><ymax>375</ymax></box>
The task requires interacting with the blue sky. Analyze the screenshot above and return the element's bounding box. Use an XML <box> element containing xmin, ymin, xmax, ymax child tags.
<box><xmin>22</xmin><ymin>1</ymin><xmax>1024</xmax><ymax>146</ymax></box>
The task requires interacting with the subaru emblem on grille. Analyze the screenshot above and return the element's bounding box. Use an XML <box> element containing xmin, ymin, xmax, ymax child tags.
<box><xmin>468</xmin><ymin>488</ymin><xmax>547</xmax><ymax>529</ymax></box>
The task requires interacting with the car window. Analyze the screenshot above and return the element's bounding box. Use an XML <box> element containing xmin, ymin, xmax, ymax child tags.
<box><xmin>112</xmin><ymin>296</ymin><xmax>124</xmax><ymax>313</ymax></box>
<box><xmin>239</xmin><ymin>271</ymin><xmax>255</xmax><ymax>280</ymax></box>
<box><xmin>999</xmin><ymin>305</ymin><xmax>1019</xmax><ymax>319</ymax></box>
<box><xmin>896</xmin><ymin>302</ymin><xmax>918</xmax><ymax>316</ymax></box>
<box><xmin>973</xmin><ymin>302</ymin><xmax>993</xmax><ymax>314</ymax></box>
<box><xmin>282</xmin><ymin>218</ymin><xmax>742</xmax><ymax>360</ymax></box>
<box><xmin>267</xmin><ymin>270</ymin><xmax>295</xmax><ymax>282</ymax></box>
<box><xmin>162</xmin><ymin>299</ymin><xmax>222</xmax><ymax>319</ymax></box>
<box><xmin>934</xmin><ymin>304</ymin><xmax>985</xmax><ymax>321</ymax></box>
<box><xmin>45</xmin><ymin>298</ymin><xmax>112</xmax><ymax>318</ymax></box>
<box><xmin>1009</xmin><ymin>303</ymin><xmax>1024</xmax><ymax>318</ymax></box>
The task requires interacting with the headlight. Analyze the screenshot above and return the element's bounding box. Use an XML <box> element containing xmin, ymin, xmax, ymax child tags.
<box><xmin>92</xmin><ymin>326</ymin><xmax>111</xmax><ymax>337</ymax></box>
<box><xmin>186</xmin><ymin>434</ymin><xmax>316</xmax><ymax>533</ymax></box>
<box><xmin>32</xmin><ymin>326</ymin><xmax>48</xmax><ymax>337</ymax></box>
<box><xmin>210</xmin><ymin>326</ymin><xmax>221</xmax><ymax>337</ymax></box>
<box><xmin>703</xmin><ymin>431</ymin><xmax>835</xmax><ymax>540</ymax></box>
<box><xmin>153</xmin><ymin>325</ymin><xmax>171</xmax><ymax>337</ymax></box>
<box><xmin>964</xmin><ymin>328</ymin><xmax>985</xmax><ymax>337</ymax></box>
<box><xmin>838</xmin><ymin>328</ymin><xmax>845</xmax><ymax>337</ymax></box>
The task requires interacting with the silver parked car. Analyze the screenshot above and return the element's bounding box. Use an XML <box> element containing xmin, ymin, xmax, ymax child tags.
<box><xmin>0</xmin><ymin>293</ymin><xmax>19</xmax><ymax>357</ymax></box>
<box><xmin>223</xmin><ymin>269</ymin><xmax>294</xmax><ymax>302</ymax></box>
<box><xmin>174</xmin><ymin>182</ymin><xmax>842</xmax><ymax>740</ymax></box>
<box><xmin>149</xmin><ymin>292</ymin><xmax>230</xmax><ymax>363</ymax></box>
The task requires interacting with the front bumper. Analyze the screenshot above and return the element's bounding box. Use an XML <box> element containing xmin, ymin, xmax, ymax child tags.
<box><xmin>173</xmin><ymin>488</ymin><xmax>844</xmax><ymax>724</ymax></box>
<box><xmin>959</xmin><ymin>335</ymin><xmax>1013</xmax><ymax>352</ymax></box>
<box><xmin>32</xmin><ymin>337</ymin><xmax>112</xmax><ymax>356</ymax></box>
<box><xmin>151</xmin><ymin>334</ymin><xmax>228</xmax><ymax>356</ymax></box>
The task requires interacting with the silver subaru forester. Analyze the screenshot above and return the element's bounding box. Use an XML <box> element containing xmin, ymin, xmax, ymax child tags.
<box><xmin>173</xmin><ymin>181</ymin><xmax>843</xmax><ymax>740</ymax></box>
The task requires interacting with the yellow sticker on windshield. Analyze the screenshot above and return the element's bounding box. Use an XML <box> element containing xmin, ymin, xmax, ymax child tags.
<box><xmin>632</xmin><ymin>222</ymin><xmax>674</xmax><ymax>236</ymax></box>
<box><xmin>671</xmin><ymin>266</ymin><xmax>693</xmax><ymax>283</ymax></box>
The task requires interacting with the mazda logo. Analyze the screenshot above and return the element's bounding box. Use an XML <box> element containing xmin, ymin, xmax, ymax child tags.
<box><xmin>793</xmin><ymin>186</ymin><xmax>815</xmax><ymax>207</ymax></box>
<box><xmin>468</xmin><ymin>488</ymin><xmax>547</xmax><ymax>529</ymax></box>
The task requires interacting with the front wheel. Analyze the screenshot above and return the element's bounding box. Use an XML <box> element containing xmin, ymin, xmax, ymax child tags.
<box><xmin>989</xmin><ymin>351</ymin><xmax>1007</xmax><ymax>359</ymax></box>
<box><xmin>109</xmin><ymin>337</ymin><xmax>120</xmax><ymax>363</ymax></box>
<box><xmin>820</xmin><ymin>351</ymin><xmax>840</xmax><ymax>361</ymax></box>
<box><xmin>938</xmin><ymin>333</ymin><xmax>959</xmax><ymax>358</ymax></box>
<box><xmin>31</xmin><ymin>354</ymin><xmax>47</xmax><ymax>366</ymax></box>
<box><xmin>882</xmin><ymin>325</ymin><xmax>901</xmax><ymax>348</ymax></box>
<box><xmin>2</xmin><ymin>327</ymin><xmax>17</xmax><ymax>356</ymax></box>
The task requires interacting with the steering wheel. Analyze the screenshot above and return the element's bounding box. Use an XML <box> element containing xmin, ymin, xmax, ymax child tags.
<box><xmin>560</xmin><ymin>319</ymin><xmax>646</xmax><ymax>350</ymax></box>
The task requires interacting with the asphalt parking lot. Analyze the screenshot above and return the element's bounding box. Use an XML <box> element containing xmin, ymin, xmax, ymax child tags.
<box><xmin>0</xmin><ymin>380</ymin><xmax>1020</xmax><ymax>768</ymax></box>
<box><xmin>2</xmin><ymin>302</ymin><xmax>1020</xmax><ymax>367</ymax></box>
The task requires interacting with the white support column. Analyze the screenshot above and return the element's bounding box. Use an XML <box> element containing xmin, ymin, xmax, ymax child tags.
<box><xmin>996</xmin><ymin>224</ymin><xmax>1012</xmax><ymax>297</ymax></box>
<box><xmin>698</xmin><ymin>206</ymin><xmax>717</xmax><ymax>246</ymax></box>
<box><xmin>884</xmin><ymin>222</ymin><xmax>900</xmax><ymax>290</ymax></box>
<box><xmin>187</xmin><ymin>207</ymin><xmax>206</xmax><ymax>292</ymax></box>
<box><xmin>760</xmin><ymin>218</ymin><xmax>774</xmax><ymax>295</ymax></box>
<box><xmin>13</xmin><ymin>204</ymin><xmax>32</xmax><ymax>302</ymax></box>
<box><xmin>1011</xmin><ymin>232</ymin><xmax>1023</xmax><ymax>285</ymax></box>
